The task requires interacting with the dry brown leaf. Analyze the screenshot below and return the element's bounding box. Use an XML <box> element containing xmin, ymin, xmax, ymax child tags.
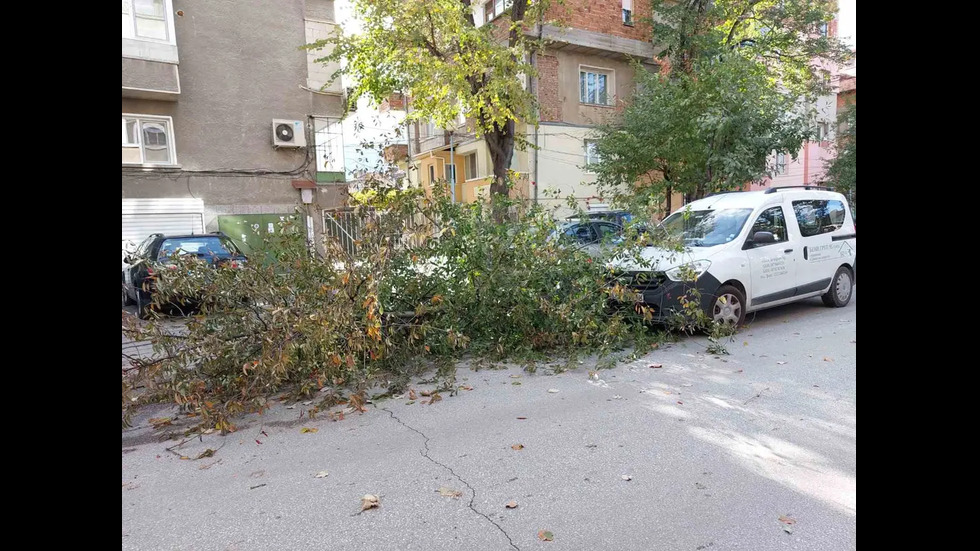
<box><xmin>511</xmin><ymin>444</ymin><xmax>524</xmax><ymax>450</ymax></box>
<box><xmin>300</xmin><ymin>427</ymin><xmax>318</xmax><ymax>433</ymax></box>
<box><xmin>360</xmin><ymin>494</ymin><xmax>380</xmax><ymax>511</ymax></box>
<box><xmin>408</xmin><ymin>389</ymin><xmax>418</xmax><ymax>400</ymax></box>
<box><xmin>148</xmin><ymin>417</ymin><xmax>172</xmax><ymax>428</ymax></box>
<box><xmin>505</xmin><ymin>500</ymin><xmax>518</xmax><ymax>509</ymax></box>
<box><xmin>509</xmin><ymin>374</ymin><xmax>521</xmax><ymax>378</ymax></box>
<box><xmin>778</xmin><ymin>515</ymin><xmax>796</xmax><ymax>525</ymax></box>
<box><xmin>538</xmin><ymin>530</ymin><xmax>554</xmax><ymax>542</ymax></box>
<box><xmin>420</xmin><ymin>389</ymin><xmax>434</xmax><ymax>397</ymax></box>
<box><xmin>427</xmin><ymin>393</ymin><xmax>442</xmax><ymax>405</ymax></box>
<box><xmin>649</xmin><ymin>363</ymin><xmax>663</xmax><ymax>369</ymax></box>
<box><xmin>460</xmin><ymin>385</ymin><xmax>474</xmax><ymax>391</ymax></box>
<box><xmin>196</xmin><ymin>449</ymin><xmax>216</xmax><ymax>459</ymax></box>
<box><xmin>823</xmin><ymin>357</ymin><xmax>832</xmax><ymax>362</ymax></box>
<box><xmin>437</xmin><ymin>486</ymin><xmax>462</xmax><ymax>499</ymax></box>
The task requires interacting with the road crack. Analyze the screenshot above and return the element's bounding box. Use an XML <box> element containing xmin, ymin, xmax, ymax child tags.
<box><xmin>382</xmin><ymin>407</ymin><xmax>520</xmax><ymax>551</ymax></box>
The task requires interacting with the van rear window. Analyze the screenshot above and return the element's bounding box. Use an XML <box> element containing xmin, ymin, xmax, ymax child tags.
<box><xmin>792</xmin><ymin>200</ymin><xmax>845</xmax><ymax>237</ymax></box>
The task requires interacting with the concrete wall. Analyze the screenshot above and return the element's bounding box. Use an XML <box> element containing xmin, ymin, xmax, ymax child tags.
<box><xmin>122</xmin><ymin>0</ymin><xmax>346</xmax><ymax>238</ymax></box>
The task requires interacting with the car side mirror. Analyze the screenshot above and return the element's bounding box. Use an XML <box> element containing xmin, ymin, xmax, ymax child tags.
<box><xmin>751</xmin><ymin>231</ymin><xmax>775</xmax><ymax>245</ymax></box>
<box><xmin>124</xmin><ymin>255</ymin><xmax>134</xmax><ymax>264</ymax></box>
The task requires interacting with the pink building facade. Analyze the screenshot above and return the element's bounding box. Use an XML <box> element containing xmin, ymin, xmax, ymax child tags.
<box><xmin>750</xmin><ymin>20</ymin><xmax>841</xmax><ymax>191</ymax></box>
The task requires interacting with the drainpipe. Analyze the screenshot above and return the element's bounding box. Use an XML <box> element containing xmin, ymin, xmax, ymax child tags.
<box><xmin>449</xmin><ymin>130</ymin><xmax>456</xmax><ymax>203</ymax></box>
<box><xmin>533</xmin><ymin>24</ymin><xmax>543</xmax><ymax>205</ymax></box>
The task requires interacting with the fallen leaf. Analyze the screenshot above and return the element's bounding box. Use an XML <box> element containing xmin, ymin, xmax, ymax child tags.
<box><xmin>505</xmin><ymin>500</ymin><xmax>518</xmax><ymax>509</ymax></box>
<box><xmin>512</xmin><ymin>381</ymin><xmax>521</xmax><ymax>386</ymax></box>
<box><xmin>649</xmin><ymin>363</ymin><xmax>663</xmax><ymax>369</ymax></box>
<box><xmin>547</xmin><ymin>388</ymin><xmax>560</xmax><ymax>393</ymax></box>
<box><xmin>405</xmin><ymin>400</ymin><xmax>416</xmax><ymax>405</ymax></box>
<box><xmin>314</xmin><ymin>471</ymin><xmax>329</xmax><ymax>478</ymax></box>
<box><xmin>511</xmin><ymin>444</ymin><xmax>524</xmax><ymax>450</ymax></box>
<box><xmin>538</xmin><ymin>531</ymin><xmax>554</xmax><ymax>542</ymax></box>
<box><xmin>148</xmin><ymin>417</ymin><xmax>172</xmax><ymax>428</ymax></box>
<box><xmin>743</xmin><ymin>341</ymin><xmax>748</xmax><ymax>346</ymax></box>
<box><xmin>823</xmin><ymin>357</ymin><xmax>832</xmax><ymax>362</ymax></box>
<box><xmin>196</xmin><ymin>449</ymin><xmax>216</xmax><ymax>459</ymax></box>
<box><xmin>621</xmin><ymin>475</ymin><xmax>632</xmax><ymax>481</ymax></box>
<box><xmin>613</xmin><ymin>395</ymin><xmax>623</xmax><ymax>399</ymax></box>
<box><xmin>437</xmin><ymin>486</ymin><xmax>463</xmax><ymax>499</ymax></box>
<box><xmin>360</xmin><ymin>494</ymin><xmax>380</xmax><ymax>512</ymax></box>
<box><xmin>420</xmin><ymin>389</ymin><xmax>434</xmax><ymax>397</ymax></box>
<box><xmin>300</xmin><ymin>427</ymin><xmax>318</xmax><ymax>433</ymax></box>
<box><xmin>409</xmin><ymin>389</ymin><xmax>418</xmax><ymax>400</ymax></box>
<box><xmin>179</xmin><ymin>455</ymin><xmax>190</xmax><ymax>460</ymax></box>
<box><xmin>286</xmin><ymin>405</ymin><xmax>295</xmax><ymax>409</ymax></box>
<box><xmin>778</xmin><ymin>515</ymin><xmax>796</xmax><ymax>525</ymax></box>
<box><xmin>303</xmin><ymin>400</ymin><xmax>313</xmax><ymax>405</ymax></box>
<box><xmin>510</xmin><ymin>374</ymin><xmax>521</xmax><ymax>378</ymax></box>
<box><xmin>460</xmin><ymin>385</ymin><xmax>474</xmax><ymax>391</ymax></box>
<box><xmin>427</xmin><ymin>393</ymin><xmax>442</xmax><ymax>405</ymax></box>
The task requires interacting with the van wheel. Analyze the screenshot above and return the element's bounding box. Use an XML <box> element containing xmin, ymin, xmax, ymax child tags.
<box><xmin>822</xmin><ymin>266</ymin><xmax>853</xmax><ymax>307</ymax></box>
<box><xmin>711</xmin><ymin>285</ymin><xmax>746</xmax><ymax>326</ymax></box>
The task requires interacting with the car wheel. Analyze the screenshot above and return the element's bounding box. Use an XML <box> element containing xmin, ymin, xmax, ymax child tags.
<box><xmin>822</xmin><ymin>266</ymin><xmax>853</xmax><ymax>307</ymax></box>
<box><xmin>710</xmin><ymin>284</ymin><xmax>746</xmax><ymax>326</ymax></box>
<box><xmin>136</xmin><ymin>291</ymin><xmax>153</xmax><ymax>320</ymax></box>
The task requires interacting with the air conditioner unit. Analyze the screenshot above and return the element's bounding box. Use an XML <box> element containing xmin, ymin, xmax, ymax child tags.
<box><xmin>272</xmin><ymin>119</ymin><xmax>307</xmax><ymax>148</ymax></box>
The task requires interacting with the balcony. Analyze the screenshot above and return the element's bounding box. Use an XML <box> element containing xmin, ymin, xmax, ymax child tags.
<box><xmin>122</xmin><ymin>0</ymin><xmax>179</xmax><ymax>101</ymax></box>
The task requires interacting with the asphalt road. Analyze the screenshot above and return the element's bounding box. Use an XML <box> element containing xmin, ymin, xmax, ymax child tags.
<box><xmin>122</xmin><ymin>291</ymin><xmax>856</xmax><ymax>551</ymax></box>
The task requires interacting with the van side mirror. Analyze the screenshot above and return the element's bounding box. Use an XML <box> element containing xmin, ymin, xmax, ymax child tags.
<box><xmin>124</xmin><ymin>255</ymin><xmax>134</xmax><ymax>264</ymax></box>
<box><xmin>750</xmin><ymin>231</ymin><xmax>775</xmax><ymax>245</ymax></box>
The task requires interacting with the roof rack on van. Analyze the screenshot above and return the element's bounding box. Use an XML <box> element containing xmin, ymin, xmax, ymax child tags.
<box><xmin>764</xmin><ymin>185</ymin><xmax>833</xmax><ymax>194</ymax></box>
<box><xmin>705</xmin><ymin>190</ymin><xmax>745</xmax><ymax>197</ymax></box>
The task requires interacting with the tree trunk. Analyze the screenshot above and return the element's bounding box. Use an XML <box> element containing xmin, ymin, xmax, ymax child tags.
<box><xmin>486</xmin><ymin>120</ymin><xmax>515</xmax><ymax>197</ymax></box>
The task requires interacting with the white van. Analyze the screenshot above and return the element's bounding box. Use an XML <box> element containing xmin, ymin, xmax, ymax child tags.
<box><xmin>610</xmin><ymin>187</ymin><xmax>856</xmax><ymax>325</ymax></box>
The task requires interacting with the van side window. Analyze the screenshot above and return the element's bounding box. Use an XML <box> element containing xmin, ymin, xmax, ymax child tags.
<box><xmin>792</xmin><ymin>200</ymin><xmax>845</xmax><ymax>237</ymax></box>
<box><xmin>749</xmin><ymin>206</ymin><xmax>788</xmax><ymax>245</ymax></box>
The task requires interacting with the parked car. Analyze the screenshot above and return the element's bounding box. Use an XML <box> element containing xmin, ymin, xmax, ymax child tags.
<box><xmin>550</xmin><ymin>220</ymin><xmax>624</xmax><ymax>256</ymax></box>
<box><xmin>566</xmin><ymin>209</ymin><xmax>633</xmax><ymax>228</ymax></box>
<box><xmin>608</xmin><ymin>187</ymin><xmax>856</xmax><ymax>325</ymax></box>
<box><xmin>122</xmin><ymin>233</ymin><xmax>247</xmax><ymax>319</ymax></box>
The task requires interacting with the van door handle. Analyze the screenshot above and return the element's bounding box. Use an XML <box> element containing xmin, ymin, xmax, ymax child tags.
<box><xmin>803</xmin><ymin>246</ymin><xmax>808</xmax><ymax>260</ymax></box>
<box><xmin>784</xmin><ymin>248</ymin><xmax>793</xmax><ymax>253</ymax></box>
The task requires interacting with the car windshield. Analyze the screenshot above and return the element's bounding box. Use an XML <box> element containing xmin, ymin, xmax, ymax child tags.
<box><xmin>158</xmin><ymin>236</ymin><xmax>241</xmax><ymax>259</ymax></box>
<box><xmin>660</xmin><ymin>208</ymin><xmax>753</xmax><ymax>247</ymax></box>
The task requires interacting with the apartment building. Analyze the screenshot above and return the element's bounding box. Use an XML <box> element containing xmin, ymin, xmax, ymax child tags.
<box><xmin>409</xmin><ymin>0</ymin><xmax>656</xmax><ymax>217</ymax></box>
<box><xmin>122</xmin><ymin>0</ymin><xmax>347</xmax><ymax>256</ymax></box>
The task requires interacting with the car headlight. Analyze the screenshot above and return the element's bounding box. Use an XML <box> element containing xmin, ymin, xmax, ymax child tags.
<box><xmin>664</xmin><ymin>260</ymin><xmax>711</xmax><ymax>282</ymax></box>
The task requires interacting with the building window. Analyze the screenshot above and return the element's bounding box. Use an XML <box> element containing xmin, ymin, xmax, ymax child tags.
<box><xmin>464</xmin><ymin>153</ymin><xmax>478</xmax><ymax>180</ymax></box>
<box><xmin>122</xmin><ymin>0</ymin><xmax>171</xmax><ymax>42</ymax></box>
<box><xmin>622</xmin><ymin>0</ymin><xmax>634</xmax><ymax>26</ymax></box>
<box><xmin>428</xmin><ymin>165</ymin><xmax>436</xmax><ymax>184</ymax></box>
<box><xmin>123</xmin><ymin>114</ymin><xmax>175</xmax><ymax>166</ymax></box>
<box><xmin>585</xmin><ymin>140</ymin><xmax>601</xmax><ymax>167</ymax></box>
<box><xmin>816</xmin><ymin>122</ymin><xmax>830</xmax><ymax>142</ymax></box>
<box><xmin>580</xmin><ymin>67</ymin><xmax>613</xmax><ymax>106</ymax></box>
<box><xmin>446</xmin><ymin>163</ymin><xmax>457</xmax><ymax>184</ymax></box>
<box><xmin>484</xmin><ymin>0</ymin><xmax>512</xmax><ymax>22</ymax></box>
<box><xmin>819</xmin><ymin>22</ymin><xmax>828</xmax><ymax>37</ymax></box>
<box><xmin>775</xmin><ymin>152</ymin><xmax>787</xmax><ymax>175</ymax></box>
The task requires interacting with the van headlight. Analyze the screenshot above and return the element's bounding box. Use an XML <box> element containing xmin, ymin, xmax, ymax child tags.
<box><xmin>664</xmin><ymin>260</ymin><xmax>711</xmax><ymax>282</ymax></box>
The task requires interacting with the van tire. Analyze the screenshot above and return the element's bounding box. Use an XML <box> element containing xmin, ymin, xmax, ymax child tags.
<box><xmin>710</xmin><ymin>285</ymin><xmax>746</xmax><ymax>326</ymax></box>
<box><xmin>822</xmin><ymin>266</ymin><xmax>853</xmax><ymax>307</ymax></box>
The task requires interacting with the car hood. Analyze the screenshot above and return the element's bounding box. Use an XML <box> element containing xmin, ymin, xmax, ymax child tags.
<box><xmin>606</xmin><ymin>246</ymin><xmax>696</xmax><ymax>272</ymax></box>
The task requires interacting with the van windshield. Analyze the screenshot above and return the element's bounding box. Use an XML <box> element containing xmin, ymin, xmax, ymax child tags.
<box><xmin>660</xmin><ymin>208</ymin><xmax>753</xmax><ymax>247</ymax></box>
